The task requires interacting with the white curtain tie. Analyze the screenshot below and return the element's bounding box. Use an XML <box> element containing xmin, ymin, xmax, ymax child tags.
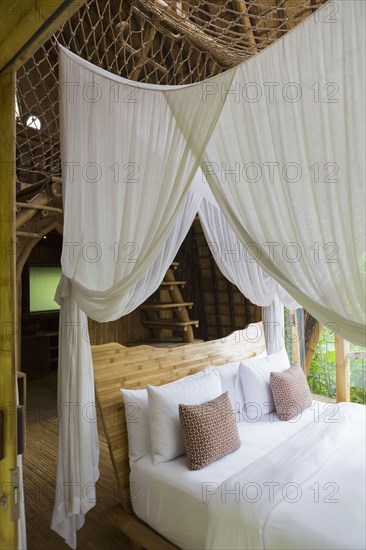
<box><xmin>54</xmin><ymin>275</ymin><xmax>71</xmax><ymax>305</ymax></box>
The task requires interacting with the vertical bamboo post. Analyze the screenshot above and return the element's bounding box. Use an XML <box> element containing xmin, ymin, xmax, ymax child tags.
<box><xmin>232</xmin><ymin>0</ymin><xmax>257</xmax><ymax>54</ymax></box>
<box><xmin>15</xmin><ymin>272</ymin><xmax>22</xmax><ymax>377</ymax></box>
<box><xmin>335</xmin><ymin>336</ymin><xmax>350</xmax><ymax>402</ymax></box>
<box><xmin>290</xmin><ymin>310</ymin><xmax>301</xmax><ymax>365</ymax></box>
<box><xmin>0</xmin><ymin>66</ymin><xmax>17</xmax><ymax>550</ymax></box>
<box><xmin>305</xmin><ymin>321</ymin><xmax>323</xmax><ymax>374</ymax></box>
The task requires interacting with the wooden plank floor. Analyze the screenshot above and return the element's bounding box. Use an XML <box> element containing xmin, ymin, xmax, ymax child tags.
<box><xmin>24</xmin><ymin>373</ymin><xmax>131</xmax><ymax>550</ymax></box>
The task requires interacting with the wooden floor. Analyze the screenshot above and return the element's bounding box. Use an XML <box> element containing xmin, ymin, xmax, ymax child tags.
<box><xmin>24</xmin><ymin>373</ymin><xmax>132</xmax><ymax>550</ymax></box>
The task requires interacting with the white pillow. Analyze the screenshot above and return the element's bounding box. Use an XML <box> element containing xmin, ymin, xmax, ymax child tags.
<box><xmin>212</xmin><ymin>361</ymin><xmax>242</xmax><ymax>412</ymax></box>
<box><xmin>121</xmin><ymin>368</ymin><xmax>212</xmax><ymax>466</ymax></box>
<box><xmin>147</xmin><ymin>370</ymin><xmax>222</xmax><ymax>465</ymax></box>
<box><xmin>239</xmin><ymin>347</ymin><xmax>290</xmax><ymax>418</ymax></box>
<box><xmin>121</xmin><ymin>388</ymin><xmax>151</xmax><ymax>466</ymax></box>
<box><xmin>208</xmin><ymin>351</ymin><xmax>268</xmax><ymax>421</ymax></box>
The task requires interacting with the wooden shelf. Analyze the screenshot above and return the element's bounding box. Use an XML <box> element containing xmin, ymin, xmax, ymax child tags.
<box><xmin>130</xmin><ymin>337</ymin><xmax>204</xmax><ymax>347</ymax></box>
<box><xmin>141</xmin><ymin>302</ymin><xmax>193</xmax><ymax>310</ymax></box>
<box><xmin>160</xmin><ymin>281</ymin><xmax>186</xmax><ymax>288</ymax></box>
<box><xmin>142</xmin><ymin>319</ymin><xmax>199</xmax><ymax>331</ymax></box>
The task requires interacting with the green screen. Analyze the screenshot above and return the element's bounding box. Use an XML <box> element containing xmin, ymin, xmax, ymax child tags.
<box><xmin>29</xmin><ymin>266</ymin><xmax>61</xmax><ymax>312</ymax></box>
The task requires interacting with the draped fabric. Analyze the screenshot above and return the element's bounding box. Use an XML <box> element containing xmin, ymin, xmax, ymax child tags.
<box><xmin>59</xmin><ymin>46</ymin><xmax>230</xmax><ymax>297</ymax></box>
<box><xmin>51</xmin><ymin>190</ymin><xmax>202</xmax><ymax>547</ymax></box>
<box><xmin>53</xmin><ymin>1</ymin><xmax>365</xmax><ymax>547</ymax></box>
<box><xmin>198</xmin><ymin>197</ymin><xmax>299</xmax><ymax>352</ymax></box>
<box><xmin>64</xmin><ymin>188</ymin><xmax>203</xmax><ymax>321</ymax></box>
<box><xmin>51</xmin><ymin>284</ymin><xmax>97</xmax><ymax>546</ymax></box>
<box><xmin>54</xmin><ymin>49</ymin><xmax>230</xmax><ymax>546</ymax></box>
<box><xmin>202</xmin><ymin>0</ymin><xmax>365</xmax><ymax>345</ymax></box>
<box><xmin>262</xmin><ymin>296</ymin><xmax>285</xmax><ymax>355</ymax></box>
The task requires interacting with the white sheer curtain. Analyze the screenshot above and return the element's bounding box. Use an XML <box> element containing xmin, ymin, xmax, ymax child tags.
<box><xmin>198</xmin><ymin>197</ymin><xmax>299</xmax><ymax>353</ymax></box>
<box><xmin>59</xmin><ymin>46</ymin><xmax>229</xmax><ymax>295</ymax></box>
<box><xmin>53</xmin><ymin>45</ymin><xmax>228</xmax><ymax>547</ymax></box>
<box><xmin>201</xmin><ymin>0</ymin><xmax>365</xmax><ymax>345</ymax></box>
<box><xmin>66</xmin><ymin>188</ymin><xmax>202</xmax><ymax>321</ymax></box>
<box><xmin>262</xmin><ymin>296</ymin><xmax>285</xmax><ymax>355</ymax></box>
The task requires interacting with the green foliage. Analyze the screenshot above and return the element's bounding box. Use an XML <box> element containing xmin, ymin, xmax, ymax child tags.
<box><xmin>307</xmin><ymin>327</ymin><xmax>336</xmax><ymax>398</ymax></box>
<box><xmin>349</xmin><ymin>356</ymin><xmax>366</xmax><ymax>403</ymax></box>
<box><xmin>306</xmin><ymin>327</ymin><xmax>366</xmax><ymax>404</ymax></box>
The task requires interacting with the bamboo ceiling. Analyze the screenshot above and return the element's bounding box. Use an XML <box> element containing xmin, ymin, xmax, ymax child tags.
<box><xmin>16</xmin><ymin>0</ymin><xmax>327</xmax><ymax>189</ymax></box>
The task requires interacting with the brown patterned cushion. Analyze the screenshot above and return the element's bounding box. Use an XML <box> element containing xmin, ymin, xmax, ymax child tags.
<box><xmin>270</xmin><ymin>363</ymin><xmax>312</xmax><ymax>421</ymax></box>
<box><xmin>179</xmin><ymin>391</ymin><xmax>241</xmax><ymax>470</ymax></box>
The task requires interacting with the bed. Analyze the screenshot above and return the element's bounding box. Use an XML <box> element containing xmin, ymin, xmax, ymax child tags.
<box><xmin>92</xmin><ymin>322</ymin><xmax>366</xmax><ymax>550</ymax></box>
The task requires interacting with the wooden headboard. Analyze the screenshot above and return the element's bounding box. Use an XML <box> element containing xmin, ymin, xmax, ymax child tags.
<box><xmin>92</xmin><ymin>322</ymin><xmax>265</xmax><ymax>512</ymax></box>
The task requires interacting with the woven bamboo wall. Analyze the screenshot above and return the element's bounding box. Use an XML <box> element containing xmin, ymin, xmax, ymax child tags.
<box><xmin>175</xmin><ymin>217</ymin><xmax>261</xmax><ymax>341</ymax></box>
<box><xmin>88</xmin><ymin>311</ymin><xmax>150</xmax><ymax>346</ymax></box>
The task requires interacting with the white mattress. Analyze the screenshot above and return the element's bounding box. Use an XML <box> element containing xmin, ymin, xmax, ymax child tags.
<box><xmin>130</xmin><ymin>400</ymin><xmax>332</xmax><ymax>549</ymax></box>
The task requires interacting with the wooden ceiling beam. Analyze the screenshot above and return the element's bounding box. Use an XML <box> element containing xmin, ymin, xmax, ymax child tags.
<box><xmin>138</xmin><ymin>0</ymin><xmax>244</xmax><ymax>67</ymax></box>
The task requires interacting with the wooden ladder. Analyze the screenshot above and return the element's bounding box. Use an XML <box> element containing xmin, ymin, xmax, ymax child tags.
<box><xmin>140</xmin><ymin>262</ymin><xmax>199</xmax><ymax>343</ymax></box>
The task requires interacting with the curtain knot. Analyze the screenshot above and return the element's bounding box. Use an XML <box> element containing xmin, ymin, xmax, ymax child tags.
<box><xmin>55</xmin><ymin>275</ymin><xmax>71</xmax><ymax>305</ymax></box>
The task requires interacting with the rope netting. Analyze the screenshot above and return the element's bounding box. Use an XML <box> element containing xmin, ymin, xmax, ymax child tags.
<box><xmin>16</xmin><ymin>0</ymin><xmax>326</xmax><ymax>189</ymax></box>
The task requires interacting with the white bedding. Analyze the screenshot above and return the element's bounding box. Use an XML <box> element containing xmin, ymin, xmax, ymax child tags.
<box><xmin>131</xmin><ymin>400</ymin><xmax>365</xmax><ymax>549</ymax></box>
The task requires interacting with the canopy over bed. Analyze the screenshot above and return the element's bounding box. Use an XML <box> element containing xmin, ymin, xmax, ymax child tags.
<box><xmin>52</xmin><ymin>1</ymin><xmax>365</xmax><ymax>546</ymax></box>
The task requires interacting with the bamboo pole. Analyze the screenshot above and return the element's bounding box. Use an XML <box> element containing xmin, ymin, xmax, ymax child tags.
<box><xmin>15</xmin><ymin>191</ymin><xmax>49</xmax><ymax>229</ymax></box>
<box><xmin>290</xmin><ymin>310</ymin><xmax>301</xmax><ymax>365</ymax></box>
<box><xmin>0</xmin><ymin>66</ymin><xmax>17</xmax><ymax>550</ymax></box>
<box><xmin>164</xmin><ymin>268</ymin><xmax>194</xmax><ymax>343</ymax></box>
<box><xmin>232</xmin><ymin>0</ymin><xmax>257</xmax><ymax>54</ymax></box>
<box><xmin>305</xmin><ymin>321</ymin><xmax>322</xmax><ymax>374</ymax></box>
<box><xmin>335</xmin><ymin>336</ymin><xmax>350</xmax><ymax>402</ymax></box>
<box><xmin>129</xmin><ymin>25</ymin><xmax>157</xmax><ymax>81</ymax></box>
<box><xmin>0</xmin><ymin>1</ymin><xmax>85</xmax><ymax>72</ymax></box>
<box><xmin>15</xmin><ymin>273</ymin><xmax>22</xmax><ymax>388</ymax></box>
<box><xmin>141</xmin><ymin>0</ymin><xmax>242</xmax><ymax>67</ymax></box>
